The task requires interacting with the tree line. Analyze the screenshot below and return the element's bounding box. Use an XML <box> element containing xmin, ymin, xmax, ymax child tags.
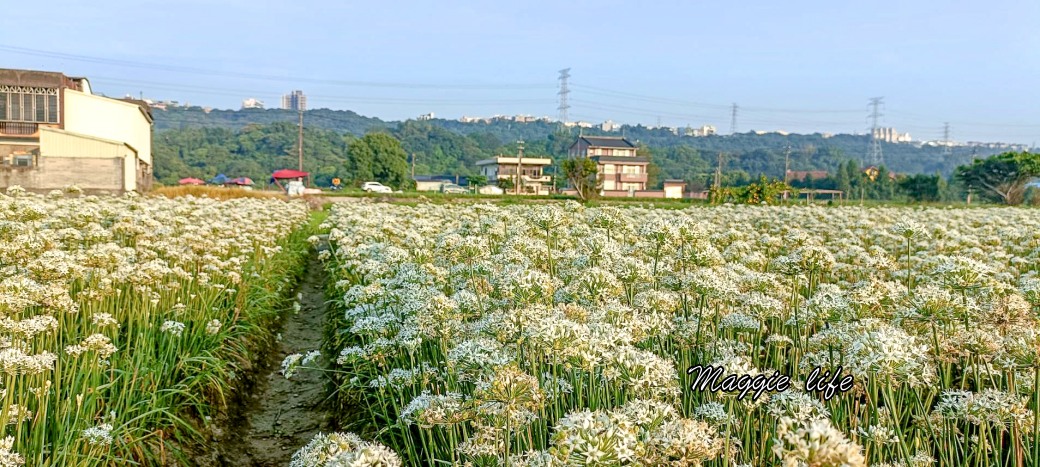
<box><xmin>150</xmin><ymin>108</ymin><xmax>1031</xmax><ymax>202</ymax></box>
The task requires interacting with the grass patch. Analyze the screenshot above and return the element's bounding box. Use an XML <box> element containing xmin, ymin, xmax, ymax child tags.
<box><xmin>151</xmin><ymin>186</ymin><xmax>286</xmax><ymax>200</ymax></box>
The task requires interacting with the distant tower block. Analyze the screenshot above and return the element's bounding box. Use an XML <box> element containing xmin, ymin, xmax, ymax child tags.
<box><xmin>281</xmin><ymin>90</ymin><xmax>306</xmax><ymax>111</ymax></box>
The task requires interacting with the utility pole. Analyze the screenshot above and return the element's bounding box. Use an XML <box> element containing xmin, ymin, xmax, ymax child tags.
<box><xmin>515</xmin><ymin>140</ymin><xmax>525</xmax><ymax>195</ymax></box>
<box><xmin>783</xmin><ymin>145</ymin><xmax>792</xmax><ymax>184</ymax></box>
<box><xmin>730</xmin><ymin>103</ymin><xmax>739</xmax><ymax>134</ymax></box>
<box><xmin>783</xmin><ymin>145</ymin><xmax>792</xmax><ymax>202</ymax></box>
<box><xmin>297</xmin><ymin>109</ymin><xmax>304</xmax><ymax>169</ymax></box>
<box><xmin>714</xmin><ymin>152</ymin><xmax>724</xmax><ymax>189</ymax></box>
<box><xmin>410</xmin><ymin>153</ymin><xmax>416</xmax><ymax>180</ymax></box>
<box><xmin>867</xmin><ymin>97</ymin><xmax>884</xmax><ymax>166</ymax></box>
<box><xmin>297</xmin><ymin>108</ymin><xmax>307</xmax><ymax>186</ymax></box>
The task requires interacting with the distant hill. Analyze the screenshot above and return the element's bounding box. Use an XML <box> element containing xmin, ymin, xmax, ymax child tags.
<box><xmin>150</xmin><ymin>107</ymin><xmax>1005</xmax><ymax>188</ymax></box>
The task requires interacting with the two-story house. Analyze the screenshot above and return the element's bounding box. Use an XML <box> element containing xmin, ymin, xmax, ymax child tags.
<box><xmin>475</xmin><ymin>156</ymin><xmax>553</xmax><ymax>195</ymax></box>
<box><xmin>568</xmin><ymin>136</ymin><xmax>648</xmax><ymax>192</ymax></box>
<box><xmin>0</xmin><ymin>68</ymin><xmax>153</xmax><ymax>193</ymax></box>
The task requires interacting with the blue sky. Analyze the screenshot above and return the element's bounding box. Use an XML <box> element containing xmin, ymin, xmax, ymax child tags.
<box><xmin>3</xmin><ymin>0</ymin><xmax>1038</xmax><ymax>143</ymax></box>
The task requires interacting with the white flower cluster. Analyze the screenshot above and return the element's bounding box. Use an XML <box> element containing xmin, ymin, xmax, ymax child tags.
<box><xmin>290</xmin><ymin>431</ymin><xmax>401</xmax><ymax>467</ymax></box>
<box><xmin>0</xmin><ymin>191</ymin><xmax>309</xmax><ymax>462</ymax></box>
<box><xmin>316</xmin><ymin>202</ymin><xmax>1040</xmax><ymax>465</ymax></box>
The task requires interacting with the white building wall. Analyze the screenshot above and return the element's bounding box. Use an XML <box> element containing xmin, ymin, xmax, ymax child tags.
<box><xmin>39</xmin><ymin>128</ymin><xmax>139</xmax><ymax>191</ymax></box>
<box><xmin>62</xmin><ymin>90</ymin><xmax>152</xmax><ymax>167</ymax></box>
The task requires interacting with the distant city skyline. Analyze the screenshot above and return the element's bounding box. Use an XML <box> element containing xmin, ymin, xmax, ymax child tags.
<box><xmin>2</xmin><ymin>0</ymin><xmax>1037</xmax><ymax>144</ymax></box>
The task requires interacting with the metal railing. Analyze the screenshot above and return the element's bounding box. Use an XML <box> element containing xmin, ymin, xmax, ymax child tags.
<box><xmin>0</xmin><ymin>122</ymin><xmax>39</xmax><ymax>136</ymax></box>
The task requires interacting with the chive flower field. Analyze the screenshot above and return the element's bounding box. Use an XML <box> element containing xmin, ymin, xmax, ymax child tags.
<box><xmin>295</xmin><ymin>201</ymin><xmax>1040</xmax><ymax>467</ymax></box>
<box><xmin>0</xmin><ymin>188</ymin><xmax>310</xmax><ymax>466</ymax></box>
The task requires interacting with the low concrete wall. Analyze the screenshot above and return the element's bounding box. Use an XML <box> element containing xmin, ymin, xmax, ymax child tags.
<box><xmin>601</xmin><ymin>189</ymin><xmax>668</xmax><ymax>198</ymax></box>
<box><xmin>0</xmin><ymin>156</ymin><xmax>124</xmax><ymax>192</ymax></box>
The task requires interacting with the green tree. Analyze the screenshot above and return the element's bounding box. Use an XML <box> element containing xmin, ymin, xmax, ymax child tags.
<box><xmin>468</xmin><ymin>174</ymin><xmax>488</xmax><ymax>188</ymax></box>
<box><xmin>955</xmin><ymin>151</ymin><xmax>1040</xmax><ymax>205</ymax></box>
<box><xmin>898</xmin><ymin>174</ymin><xmax>942</xmax><ymax>202</ymax></box>
<box><xmin>562</xmin><ymin>157</ymin><xmax>601</xmax><ymax>201</ymax></box>
<box><xmin>834</xmin><ymin>161</ymin><xmax>852</xmax><ymax>194</ymax></box>
<box><xmin>348</xmin><ymin>132</ymin><xmax>410</xmax><ymax>189</ymax></box>
<box><xmin>637</xmin><ymin>144</ymin><xmax>662</xmax><ymax>189</ymax></box>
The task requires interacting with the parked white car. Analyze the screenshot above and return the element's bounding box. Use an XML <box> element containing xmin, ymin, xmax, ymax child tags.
<box><xmin>361</xmin><ymin>182</ymin><xmax>393</xmax><ymax>193</ymax></box>
<box><xmin>478</xmin><ymin>185</ymin><xmax>505</xmax><ymax>195</ymax></box>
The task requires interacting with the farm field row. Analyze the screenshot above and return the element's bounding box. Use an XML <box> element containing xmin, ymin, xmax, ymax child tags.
<box><xmin>0</xmin><ymin>188</ymin><xmax>311</xmax><ymax>466</ymax></box>
<box><xmin>296</xmin><ymin>202</ymin><xmax>1040</xmax><ymax>466</ymax></box>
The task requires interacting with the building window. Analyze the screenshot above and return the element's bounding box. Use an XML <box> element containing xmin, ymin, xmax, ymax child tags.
<box><xmin>0</xmin><ymin>86</ymin><xmax>60</xmax><ymax>123</ymax></box>
<box><xmin>10</xmin><ymin>94</ymin><xmax>20</xmax><ymax>120</ymax></box>
<box><xmin>13</xmin><ymin>155</ymin><xmax>32</xmax><ymax>167</ymax></box>
<box><xmin>47</xmin><ymin>95</ymin><xmax>58</xmax><ymax>123</ymax></box>
<box><xmin>34</xmin><ymin>95</ymin><xmax>45</xmax><ymax>122</ymax></box>
<box><xmin>603</xmin><ymin>164</ymin><xmax>615</xmax><ymax>174</ymax></box>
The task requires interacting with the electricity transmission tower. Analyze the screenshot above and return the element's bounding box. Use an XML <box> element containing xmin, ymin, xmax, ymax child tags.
<box><xmin>557</xmin><ymin>68</ymin><xmax>571</xmax><ymax>123</ymax></box>
<box><xmin>942</xmin><ymin>122</ymin><xmax>953</xmax><ymax>157</ymax></box>
<box><xmin>730</xmin><ymin>103</ymin><xmax>739</xmax><ymax>134</ymax></box>
<box><xmin>866</xmin><ymin>97</ymin><xmax>884</xmax><ymax>166</ymax></box>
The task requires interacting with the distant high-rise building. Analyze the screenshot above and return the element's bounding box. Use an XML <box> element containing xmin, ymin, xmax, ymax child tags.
<box><xmin>281</xmin><ymin>90</ymin><xmax>306</xmax><ymax>111</ymax></box>
<box><xmin>241</xmin><ymin>98</ymin><xmax>264</xmax><ymax>109</ymax></box>
<box><xmin>872</xmin><ymin>127</ymin><xmax>912</xmax><ymax>143</ymax></box>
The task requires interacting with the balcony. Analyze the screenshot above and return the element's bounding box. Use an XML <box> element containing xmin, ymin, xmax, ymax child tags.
<box><xmin>0</xmin><ymin>122</ymin><xmax>40</xmax><ymax>138</ymax></box>
<box><xmin>618</xmin><ymin>173</ymin><xmax>648</xmax><ymax>183</ymax></box>
<box><xmin>521</xmin><ymin>175</ymin><xmax>551</xmax><ymax>183</ymax></box>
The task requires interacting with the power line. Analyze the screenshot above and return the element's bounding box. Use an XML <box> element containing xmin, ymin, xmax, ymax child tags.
<box><xmin>89</xmin><ymin>76</ymin><xmax>556</xmax><ymax>106</ymax></box>
<box><xmin>571</xmin><ymin>83</ymin><xmax>862</xmax><ymax>114</ymax></box>
<box><xmin>0</xmin><ymin>45</ymin><xmax>553</xmax><ymax>90</ymax></box>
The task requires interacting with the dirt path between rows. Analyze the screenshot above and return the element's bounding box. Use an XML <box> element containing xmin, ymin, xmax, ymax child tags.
<box><xmin>214</xmin><ymin>252</ymin><xmax>335</xmax><ymax>466</ymax></box>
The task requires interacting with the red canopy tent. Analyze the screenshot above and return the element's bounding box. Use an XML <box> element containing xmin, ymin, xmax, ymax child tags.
<box><xmin>270</xmin><ymin>169</ymin><xmax>310</xmax><ymax>192</ymax></box>
<box><xmin>272</xmin><ymin>169</ymin><xmax>310</xmax><ymax>179</ymax></box>
<box><xmin>226</xmin><ymin>177</ymin><xmax>254</xmax><ymax>186</ymax></box>
<box><xmin>178</xmin><ymin>177</ymin><xmax>205</xmax><ymax>185</ymax></box>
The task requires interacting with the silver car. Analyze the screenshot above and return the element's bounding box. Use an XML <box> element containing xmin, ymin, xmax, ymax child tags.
<box><xmin>440</xmin><ymin>183</ymin><xmax>469</xmax><ymax>194</ymax></box>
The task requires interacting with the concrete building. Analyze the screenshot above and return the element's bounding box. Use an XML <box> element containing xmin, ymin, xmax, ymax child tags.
<box><xmin>281</xmin><ymin>90</ymin><xmax>306</xmax><ymax>111</ymax></box>
<box><xmin>684</xmin><ymin>124</ymin><xmax>717</xmax><ymax>137</ymax></box>
<box><xmin>0</xmin><ymin>68</ymin><xmax>154</xmax><ymax>193</ymax></box>
<box><xmin>569</xmin><ymin>136</ymin><xmax>648</xmax><ymax>192</ymax></box>
<box><xmin>413</xmin><ymin>174</ymin><xmax>469</xmax><ymax>192</ymax></box>
<box><xmin>475</xmin><ymin>156</ymin><xmax>553</xmax><ymax>195</ymax></box>
<box><xmin>241</xmin><ymin>98</ymin><xmax>264</xmax><ymax>109</ymax></box>
<box><xmin>873</xmin><ymin>127</ymin><xmax>912</xmax><ymax>143</ymax></box>
<box><xmin>662</xmin><ymin>180</ymin><xmax>687</xmax><ymax>199</ymax></box>
<box><xmin>786</xmin><ymin>170</ymin><xmax>829</xmax><ymax>182</ymax></box>
<box><xmin>417</xmin><ymin>112</ymin><xmax>435</xmax><ymax>121</ymax></box>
